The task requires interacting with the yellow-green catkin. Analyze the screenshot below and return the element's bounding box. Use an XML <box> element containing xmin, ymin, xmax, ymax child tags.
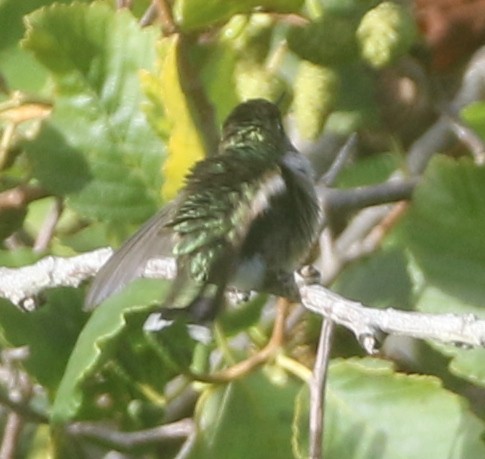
<box><xmin>293</xmin><ymin>60</ymin><xmax>339</xmax><ymax>139</ymax></box>
<box><xmin>224</xmin><ymin>13</ymin><xmax>274</xmax><ymax>64</ymax></box>
<box><xmin>357</xmin><ymin>2</ymin><xmax>417</xmax><ymax>69</ymax></box>
<box><xmin>226</xmin><ymin>14</ymin><xmax>288</xmax><ymax>103</ymax></box>
<box><xmin>234</xmin><ymin>61</ymin><xmax>287</xmax><ymax>103</ymax></box>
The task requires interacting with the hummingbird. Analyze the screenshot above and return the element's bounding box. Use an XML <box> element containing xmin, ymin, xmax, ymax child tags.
<box><xmin>84</xmin><ymin>99</ymin><xmax>320</xmax><ymax>322</ymax></box>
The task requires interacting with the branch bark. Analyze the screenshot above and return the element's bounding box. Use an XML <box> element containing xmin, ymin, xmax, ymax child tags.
<box><xmin>2</xmin><ymin>249</ymin><xmax>485</xmax><ymax>352</ymax></box>
<box><xmin>299</xmin><ymin>281</ymin><xmax>485</xmax><ymax>352</ymax></box>
<box><xmin>67</xmin><ymin>418</ymin><xmax>194</xmax><ymax>450</ymax></box>
<box><xmin>0</xmin><ymin>248</ymin><xmax>112</xmax><ymax>309</ymax></box>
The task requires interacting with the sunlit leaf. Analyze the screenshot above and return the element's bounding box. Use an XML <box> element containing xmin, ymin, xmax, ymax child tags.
<box><xmin>0</xmin><ymin>288</ymin><xmax>86</xmax><ymax>392</ymax></box>
<box><xmin>334</xmin><ymin>247</ymin><xmax>412</xmax><ymax>310</ymax></box>
<box><xmin>462</xmin><ymin>101</ymin><xmax>485</xmax><ymax>141</ymax></box>
<box><xmin>294</xmin><ymin>358</ymin><xmax>485</xmax><ymax>458</ymax></box>
<box><xmin>0</xmin><ymin>0</ymin><xmax>84</xmax><ymax>92</ymax></box>
<box><xmin>51</xmin><ymin>279</ymin><xmax>170</xmax><ymax>424</ymax></box>
<box><xmin>404</xmin><ymin>156</ymin><xmax>485</xmax><ymax>305</ymax></box>
<box><xmin>23</xmin><ymin>3</ymin><xmax>164</xmax><ymax>223</ymax></box>
<box><xmin>141</xmin><ymin>36</ymin><xmax>210</xmax><ymax>199</ymax></box>
<box><xmin>401</xmin><ymin>156</ymin><xmax>485</xmax><ymax>385</ymax></box>
<box><xmin>188</xmin><ymin>370</ymin><xmax>301</xmax><ymax>459</ymax></box>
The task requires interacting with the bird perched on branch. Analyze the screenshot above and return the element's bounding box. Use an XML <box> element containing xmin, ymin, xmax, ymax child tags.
<box><xmin>85</xmin><ymin>99</ymin><xmax>320</xmax><ymax>322</ymax></box>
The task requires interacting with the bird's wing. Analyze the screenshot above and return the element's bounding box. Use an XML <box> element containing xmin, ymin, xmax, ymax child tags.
<box><xmin>84</xmin><ymin>197</ymin><xmax>181</xmax><ymax>310</ymax></box>
<box><xmin>85</xmin><ymin>157</ymin><xmax>287</xmax><ymax>315</ymax></box>
<box><xmin>162</xmin><ymin>160</ymin><xmax>287</xmax><ymax>321</ymax></box>
<box><xmin>166</xmin><ymin>157</ymin><xmax>287</xmax><ymax>307</ymax></box>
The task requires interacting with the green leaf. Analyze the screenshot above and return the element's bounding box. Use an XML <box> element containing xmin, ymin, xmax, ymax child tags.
<box><xmin>198</xmin><ymin>42</ymin><xmax>239</xmax><ymax>126</ymax></box>
<box><xmin>325</xmin><ymin>61</ymin><xmax>379</xmax><ymax>132</ymax></box>
<box><xmin>404</xmin><ymin>156</ymin><xmax>485</xmax><ymax>303</ymax></box>
<box><xmin>401</xmin><ymin>156</ymin><xmax>485</xmax><ymax>385</ymax></box>
<box><xmin>23</xmin><ymin>3</ymin><xmax>164</xmax><ymax>223</ymax></box>
<box><xmin>336</xmin><ymin>152</ymin><xmax>401</xmax><ymax>188</ymax></box>
<box><xmin>334</xmin><ymin>247</ymin><xmax>412</xmax><ymax>310</ymax></box>
<box><xmin>294</xmin><ymin>358</ymin><xmax>485</xmax><ymax>458</ymax></box>
<box><xmin>141</xmin><ymin>36</ymin><xmax>209</xmax><ymax>200</ymax></box>
<box><xmin>0</xmin><ymin>288</ymin><xmax>86</xmax><ymax>392</ymax></box>
<box><xmin>449</xmin><ymin>348</ymin><xmax>485</xmax><ymax>387</ymax></box>
<box><xmin>51</xmin><ymin>279</ymin><xmax>170</xmax><ymax>424</ymax></box>
<box><xmin>174</xmin><ymin>0</ymin><xmax>303</xmax><ymax>31</ymax></box>
<box><xmin>219</xmin><ymin>293</ymin><xmax>268</xmax><ymax>335</ymax></box>
<box><xmin>411</xmin><ymin>285</ymin><xmax>485</xmax><ymax>387</ymax></box>
<box><xmin>0</xmin><ymin>248</ymin><xmax>39</xmax><ymax>267</ymax></box>
<box><xmin>0</xmin><ymin>207</ymin><xmax>26</xmax><ymax>240</ymax></box>
<box><xmin>188</xmin><ymin>370</ymin><xmax>301</xmax><ymax>459</ymax></box>
<box><xmin>0</xmin><ymin>0</ymin><xmax>82</xmax><ymax>92</ymax></box>
<box><xmin>462</xmin><ymin>101</ymin><xmax>485</xmax><ymax>141</ymax></box>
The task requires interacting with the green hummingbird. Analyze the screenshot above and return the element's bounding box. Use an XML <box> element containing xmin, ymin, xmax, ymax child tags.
<box><xmin>84</xmin><ymin>99</ymin><xmax>320</xmax><ymax>322</ymax></box>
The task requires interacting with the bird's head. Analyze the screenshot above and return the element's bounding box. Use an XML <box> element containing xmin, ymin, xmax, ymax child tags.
<box><xmin>220</xmin><ymin>99</ymin><xmax>290</xmax><ymax>154</ymax></box>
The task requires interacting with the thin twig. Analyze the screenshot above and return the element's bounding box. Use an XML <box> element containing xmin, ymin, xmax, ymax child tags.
<box><xmin>321</xmin><ymin>133</ymin><xmax>358</xmax><ymax>186</ymax></box>
<box><xmin>308</xmin><ymin>133</ymin><xmax>366</xmax><ymax>459</ymax></box>
<box><xmin>309</xmin><ymin>318</ymin><xmax>335</xmax><ymax>459</ymax></box>
<box><xmin>322</xmin><ymin>178</ymin><xmax>416</xmax><ymax>214</ymax></box>
<box><xmin>33</xmin><ymin>197</ymin><xmax>63</xmax><ymax>253</ymax></box>
<box><xmin>319</xmin><ymin>204</ymin><xmax>395</xmax><ymax>285</ymax></box>
<box><xmin>68</xmin><ymin>418</ymin><xmax>194</xmax><ymax>450</ymax></box>
<box><xmin>163</xmin><ymin>380</ymin><xmax>199</xmax><ymax>424</ymax></box>
<box><xmin>0</xmin><ymin>387</ymin><xmax>48</xmax><ymax>424</ymax></box>
<box><xmin>188</xmin><ymin>298</ymin><xmax>289</xmax><ymax>383</ymax></box>
<box><xmin>0</xmin><ymin>412</ymin><xmax>22</xmax><ymax>459</ymax></box>
<box><xmin>0</xmin><ymin>122</ymin><xmax>15</xmax><ymax>171</ymax></box>
<box><xmin>0</xmin><ymin>185</ymin><xmax>48</xmax><ymax>211</ymax></box>
<box><xmin>446</xmin><ymin>114</ymin><xmax>485</xmax><ymax>164</ymax></box>
<box><xmin>153</xmin><ymin>0</ymin><xmax>178</xmax><ymax>35</ymax></box>
<box><xmin>0</xmin><ymin>92</ymin><xmax>52</xmax><ymax>121</ymax></box>
<box><xmin>174</xmin><ymin>429</ymin><xmax>198</xmax><ymax>459</ymax></box>
<box><xmin>341</xmin><ymin>201</ymin><xmax>409</xmax><ymax>263</ymax></box>
<box><xmin>115</xmin><ymin>0</ymin><xmax>132</xmax><ymax>9</ymax></box>
<box><xmin>407</xmin><ymin>46</ymin><xmax>485</xmax><ymax>175</ymax></box>
<box><xmin>139</xmin><ymin>2</ymin><xmax>158</xmax><ymax>27</ymax></box>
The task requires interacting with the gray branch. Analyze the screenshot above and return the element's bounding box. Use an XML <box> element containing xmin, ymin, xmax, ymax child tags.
<box><xmin>0</xmin><ymin>248</ymin><xmax>112</xmax><ymax>309</ymax></box>
<box><xmin>67</xmin><ymin>418</ymin><xmax>194</xmax><ymax>449</ymax></box>
<box><xmin>2</xmin><ymin>250</ymin><xmax>485</xmax><ymax>352</ymax></box>
<box><xmin>299</xmin><ymin>281</ymin><xmax>485</xmax><ymax>353</ymax></box>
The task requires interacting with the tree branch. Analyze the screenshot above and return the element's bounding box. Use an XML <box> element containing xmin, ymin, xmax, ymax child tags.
<box><xmin>321</xmin><ymin>178</ymin><xmax>417</xmax><ymax>214</ymax></box>
<box><xmin>299</xmin><ymin>281</ymin><xmax>485</xmax><ymax>353</ymax></box>
<box><xmin>407</xmin><ymin>46</ymin><xmax>485</xmax><ymax>175</ymax></box>
<box><xmin>309</xmin><ymin>318</ymin><xmax>334</xmax><ymax>459</ymax></box>
<box><xmin>0</xmin><ymin>185</ymin><xmax>48</xmax><ymax>211</ymax></box>
<box><xmin>33</xmin><ymin>197</ymin><xmax>64</xmax><ymax>253</ymax></box>
<box><xmin>0</xmin><ymin>412</ymin><xmax>23</xmax><ymax>459</ymax></box>
<box><xmin>0</xmin><ymin>388</ymin><xmax>48</xmax><ymax>425</ymax></box>
<box><xmin>0</xmin><ymin>248</ymin><xmax>112</xmax><ymax>308</ymax></box>
<box><xmin>67</xmin><ymin>418</ymin><xmax>194</xmax><ymax>450</ymax></box>
<box><xmin>2</xmin><ymin>250</ymin><xmax>485</xmax><ymax>352</ymax></box>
